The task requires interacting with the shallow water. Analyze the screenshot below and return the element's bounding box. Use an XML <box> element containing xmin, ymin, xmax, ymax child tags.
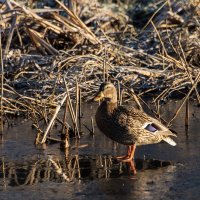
<box><xmin>1</xmin><ymin>100</ymin><xmax>200</xmax><ymax>200</ymax></box>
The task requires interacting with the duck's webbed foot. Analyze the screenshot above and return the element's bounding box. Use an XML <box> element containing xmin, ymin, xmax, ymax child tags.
<box><xmin>115</xmin><ymin>146</ymin><xmax>131</xmax><ymax>160</ymax></box>
<box><xmin>116</xmin><ymin>145</ymin><xmax>137</xmax><ymax>174</ymax></box>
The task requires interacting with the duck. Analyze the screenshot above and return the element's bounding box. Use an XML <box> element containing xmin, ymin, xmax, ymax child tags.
<box><xmin>94</xmin><ymin>82</ymin><xmax>177</xmax><ymax>174</ymax></box>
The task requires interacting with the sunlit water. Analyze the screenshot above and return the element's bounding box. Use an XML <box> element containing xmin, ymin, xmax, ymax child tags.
<box><xmin>1</xmin><ymin>100</ymin><xmax>200</xmax><ymax>200</ymax></box>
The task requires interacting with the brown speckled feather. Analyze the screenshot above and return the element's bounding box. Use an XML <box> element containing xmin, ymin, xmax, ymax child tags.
<box><xmin>96</xmin><ymin>101</ymin><xmax>176</xmax><ymax>146</ymax></box>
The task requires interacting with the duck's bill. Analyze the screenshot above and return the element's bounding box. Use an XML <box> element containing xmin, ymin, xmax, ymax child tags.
<box><xmin>93</xmin><ymin>92</ymin><xmax>104</xmax><ymax>101</ymax></box>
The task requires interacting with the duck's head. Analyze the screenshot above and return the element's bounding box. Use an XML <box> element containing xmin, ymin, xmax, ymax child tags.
<box><xmin>94</xmin><ymin>82</ymin><xmax>117</xmax><ymax>103</ymax></box>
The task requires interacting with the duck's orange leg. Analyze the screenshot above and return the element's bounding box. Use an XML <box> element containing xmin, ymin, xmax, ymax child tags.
<box><xmin>121</xmin><ymin>144</ymin><xmax>136</xmax><ymax>162</ymax></box>
<box><xmin>116</xmin><ymin>146</ymin><xmax>132</xmax><ymax>160</ymax></box>
<box><xmin>116</xmin><ymin>144</ymin><xmax>137</xmax><ymax>174</ymax></box>
<box><xmin>128</xmin><ymin>159</ymin><xmax>137</xmax><ymax>175</ymax></box>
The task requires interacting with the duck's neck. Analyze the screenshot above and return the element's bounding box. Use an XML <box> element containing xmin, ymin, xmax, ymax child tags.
<box><xmin>100</xmin><ymin>100</ymin><xmax>117</xmax><ymax>114</ymax></box>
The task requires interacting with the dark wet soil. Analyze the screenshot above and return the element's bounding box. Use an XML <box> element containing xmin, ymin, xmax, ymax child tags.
<box><xmin>1</xmin><ymin>100</ymin><xmax>200</xmax><ymax>200</ymax></box>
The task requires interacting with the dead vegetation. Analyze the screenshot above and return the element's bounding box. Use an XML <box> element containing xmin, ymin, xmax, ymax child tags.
<box><xmin>0</xmin><ymin>0</ymin><xmax>200</xmax><ymax>143</ymax></box>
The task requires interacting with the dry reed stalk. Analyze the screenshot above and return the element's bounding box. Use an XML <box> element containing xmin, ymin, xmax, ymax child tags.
<box><xmin>103</xmin><ymin>156</ymin><xmax>109</xmax><ymax>178</ymax></box>
<box><xmin>75</xmin><ymin>155</ymin><xmax>81</xmax><ymax>179</ymax></box>
<box><xmin>153</xmin><ymin>87</ymin><xmax>172</xmax><ymax>103</ymax></box>
<box><xmin>119</xmin><ymin>89</ymin><xmax>124</xmax><ymax>106</ymax></box>
<box><xmin>155</xmin><ymin>100</ymin><xmax>161</xmax><ymax>120</ymax></box>
<box><xmin>126</xmin><ymin>84</ymin><xmax>169</xmax><ymax>124</ymax></box>
<box><xmin>61</xmin><ymin>97</ymin><xmax>70</xmax><ymax>148</ymax></box>
<box><xmin>31</xmin><ymin>109</ymin><xmax>40</xmax><ymax>129</ymax></box>
<box><xmin>64</xmin><ymin>128</ymin><xmax>70</xmax><ymax>148</ymax></box>
<box><xmin>168</xmin><ymin>72</ymin><xmax>200</xmax><ymax>126</ymax></box>
<box><xmin>185</xmin><ymin>99</ymin><xmax>189</xmax><ymax>127</ymax></box>
<box><xmin>157</xmin><ymin>53</ymin><xmax>192</xmax><ymax>71</ymax></box>
<box><xmin>103</xmin><ymin>59</ymin><xmax>106</xmax><ymax>82</ymax></box>
<box><xmin>0</xmin><ymin>24</ymin><xmax>4</xmax><ymax>133</ymax></box>
<box><xmin>91</xmin><ymin>116</ymin><xmax>94</xmax><ymax>135</ymax></box>
<box><xmin>10</xmin><ymin>0</ymin><xmax>63</xmax><ymax>34</ymax></box>
<box><xmin>48</xmin><ymin>158</ymin><xmax>70</xmax><ymax>181</ymax></box>
<box><xmin>40</xmin><ymin>92</ymin><xmax>68</xmax><ymax>144</ymax></box>
<box><xmin>120</xmin><ymin>82</ymin><xmax>143</xmax><ymax>111</ymax></box>
<box><xmin>78</xmin><ymin>86</ymin><xmax>82</xmax><ymax>132</ymax></box>
<box><xmin>20</xmin><ymin>164</ymin><xmax>38</xmax><ymax>185</ymax></box>
<box><xmin>151</xmin><ymin>20</ymin><xmax>168</xmax><ymax>56</ymax></box>
<box><xmin>116</xmin><ymin>65</ymin><xmax>167</xmax><ymax>78</ymax></box>
<box><xmin>62</xmin><ymin>97</ymin><xmax>68</xmax><ymax>134</ymax></box>
<box><xmin>51</xmin><ymin>12</ymin><xmax>93</xmax><ymax>44</ymax></box>
<box><xmin>4</xmin><ymin>84</ymin><xmax>57</xmax><ymax>107</ymax></box>
<box><xmin>75</xmin><ymin>79</ymin><xmax>79</xmax><ymax>125</ymax></box>
<box><xmin>71</xmin><ymin>156</ymin><xmax>78</xmax><ymax>179</ymax></box>
<box><xmin>40</xmin><ymin>102</ymin><xmax>48</xmax><ymax>125</ymax></box>
<box><xmin>28</xmin><ymin>165</ymin><xmax>37</xmax><ymax>185</ymax></box>
<box><xmin>4</xmin><ymin>13</ymin><xmax>17</xmax><ymax>55</ymax></box>
<box><xmin>56</xmin><ymin>115</ymin><xmax>70</xmax><ymax>130</ymax></box>
<box><xmin>152</xmin><ymin>74</ymin><xmax>189</xmax><ymax>103</ymax></box>
<box><xmin>55</xmin><ymin>0</ymin><xmax>101</xmax><ymax>44</ymax></box>
<box><xmin>46</xmin><ymin>136</ymin><xmax>62</xmax><ymax>143</ymax></box>
<box><xmin>34</xmin><ymin>130</ymin><xmax>42</xmax><ymax>145</ymax></box>
<box><xmin>166</xmin><ymin>29</ymin><xmax>178</xmax><ymax>55</ymax></box>
<box><xmin>117</xmin><ymin>80</ymin><xmax>121</xmax><ymax>106</ymax></box>
<box><xmin>51</xmin><ymin>12</ymin><xmax>78</xmax><ymax>32</ymax></box>
<box><xmin>78</xmin><ymin>86</ymin><xmax>82</xmax><ymax>120</ymax></box>
<box><xmin>58</xmin><ymin>54</ymin><xmax>110</xmax><ymax>71</ymax></box>
<box><xmin>27</xmin><ymin>28</ymin><xmax>59</xmax><ymax>55</ymax></box>
<box><xmin>64</xmin><ymin>79</ymin><xmax>80</xmax><ymax>138</ymax></box>
<box><xmin>140</xmin><ymin>1</ymin><xmax>168</xmax><ymax>33</ymax></box>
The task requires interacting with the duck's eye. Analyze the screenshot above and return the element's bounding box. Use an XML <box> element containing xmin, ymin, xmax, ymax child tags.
<box><xmin>104</xmin><ymin>85</ymin><xmax>110</xmax><ymax>89</ymax></box>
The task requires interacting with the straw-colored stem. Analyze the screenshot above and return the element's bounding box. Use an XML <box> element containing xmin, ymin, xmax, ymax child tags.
<box><xmin>140</xmin><ymin>1</ymin><xmax>168</xmax><ymax>33</ymax></box>
<box><xmin>119</xmin><ymin>89</ymin><xmax>124</xmax><ymax>106</ymax></box>
<box><xmin>103</xmin><ymin>59</ymin><xmax>106</xmax><ymax>82</ymax></box>
<box><xmin>75</xmin><ymin>79</ymin><xmax>79</xmax><ymax>125</ymax></box>
<box><xmin>62</xmin><ymin>97</ymin><xmax>68</xmax><ymax>133</ymax></box>
<box><xmin>117</xmin><ymin>80</ymin><xmax>121</xmax><ymax>106</ymax></box>
<box><xmin>48</xmin><ymin>158</ymin><xmax>70</xmax><ymax>181</ymax></box>
<box><xmin>185</xmin><ymin>99</ymin><xmax>189</xmax><ymax>127</ymax></box>
<box><xmin>91</xmin><ymin>116</ymin><xmax>94</xmax><ymax>135</ymax></box>
<box><xmin>41</xmin><ymin>92</ymin><xmax>68</xmax><ymax>144</ymax></box>
<box><xmin>75</xmin><ymin>155</ymin><xmax>81</xmax><ymax>179</ymax></box>
<box><xmin>0</xmin><ymin>25</ymin><xmax>4</xmax><ymax>133</ymax></box>
<box><xmin>62</xmin><ymin>97</ymin><xmax>69</xmax><ymax>148</ymax></box>
<box><xmin>64</xmin><ymin>79</ymin><xmax>80</xmax><ymax>138</ymax></box>
<box><xmin>5</xmin><ymin>14</ymin><xmax>17</xmax><ymax>55</ymax></box>
<box><xmin>151</xmin><ymin>20</ymin><xmax>168</xmax><ymax>56</ymax></box>
<box><xmin>78</xmin><ymin>87</ymin><xmax>82</xmax><ymax>131</ymax></box>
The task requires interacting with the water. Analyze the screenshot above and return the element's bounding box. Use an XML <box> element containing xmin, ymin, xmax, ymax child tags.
<box><xmin>1</xmin><ymin>100</ymin><xmax>200</xmax><ymax>200</ymax></box>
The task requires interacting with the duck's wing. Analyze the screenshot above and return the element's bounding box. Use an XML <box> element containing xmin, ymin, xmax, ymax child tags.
<box><xmin>115</xmin><ymin>106</ymin><xmax>177</xmax><ymax>146</ymax></box>
<box><xmin>126</xmin><ymin>107</ymin><xmax>176</xmax><ymax>135</ymax></box>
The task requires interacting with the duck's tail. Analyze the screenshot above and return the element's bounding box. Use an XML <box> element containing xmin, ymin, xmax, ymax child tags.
<box><xmin>162</xmin><ymin>136</ymin><xmax>176</xmax><ymax>146</ymax></box>
<box><xmin>158</xmin><ymin>130</ymin><xmax>177</xmax><ymax>146</ymax></box>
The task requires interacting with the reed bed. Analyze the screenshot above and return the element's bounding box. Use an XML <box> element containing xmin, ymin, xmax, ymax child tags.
<box><xmin>0</xmin><ymin>0</ymin><xmax>199</xmax><ymax>141</ymax></box>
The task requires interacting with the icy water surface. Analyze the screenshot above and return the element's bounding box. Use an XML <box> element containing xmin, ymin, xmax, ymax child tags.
<box><xmin>1</xmin><ymin>101</ymin><xmax>200</xmax><ymax>200</ymax></box>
